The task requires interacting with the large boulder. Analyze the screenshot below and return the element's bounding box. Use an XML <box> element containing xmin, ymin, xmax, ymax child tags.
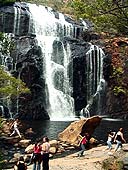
<box><xmin>25</xmin><ymin>144</ymin><xmax>34</xmax><ymax>154</ymax></box>
<box><xmin>58</xmin><ymin>116</ymin><xmax>101</xmax><ymax>146</ymax></box>
<box><xmin>0</xmin><ymin>136</ymin><xmax>20</xmax><ymax>145</ymax></box>
<box><xmin>19</xmin><ymin>139</ymin><xmax>31</xmax><ymax>148</ymax></box>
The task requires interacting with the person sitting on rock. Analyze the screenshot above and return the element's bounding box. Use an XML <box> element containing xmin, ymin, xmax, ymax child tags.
<box><xmin>25</xmin><ymin>127</ymin><xmax>36</xmax><ymax>140</ymax></box>
<box><xmin>10</xmin><ymin>119</ymin><xmax>21</xmax><ymax>138</ymax></box>
<box><xmin>14</xmin><ymin>156</ymin><xmax>27</xmax><ymax>170</ymax></box>
<box><xmin>78</xmin><ymin>133</ymin><xmax>89</xmax><ymax>157</ymax></box>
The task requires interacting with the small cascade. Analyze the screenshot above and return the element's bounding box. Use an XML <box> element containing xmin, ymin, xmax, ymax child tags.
<box><xmin>14</xmin><ymin>6</ymin><xmax>21</xmax><ymax>35</ymax></box>
<box><xmin>0</xmin><ymin>105</ymin><xmax>4</xmax><ymax>116</ymax></box>
<box><xmin>28</xmin><ymin>4</ymin><xmax>75</xmax><ymax>120</ymax></box>
<box><xmin>80</xmin><ymin>104</ymin><xmax>90</xmax><ymax>118</ymax></box>
<box><xmin>81</xmin><ymin>45</ymin><xmax>106</xmax><ymax>116</ymax></box>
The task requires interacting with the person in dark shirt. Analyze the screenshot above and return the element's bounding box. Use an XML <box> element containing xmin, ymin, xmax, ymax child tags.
<box><xmin>14</xmin><ymin>156</ymin><xmax>27</xmax><ymax>170</ymax></box>
<box><xmin>114</xmin><ymin>128</ymin><xmax>126</xmax><ymax>152</ymax></box>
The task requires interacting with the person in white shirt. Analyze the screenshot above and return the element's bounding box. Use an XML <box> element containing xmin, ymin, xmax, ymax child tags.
<box><xmin>106</xmin><ymin>130</ymin><xmax>115</xmax><ymax>151</ymax></box>
<box><xmin>10</xmin><ymin>119</ymin><xmax>21</xmax><ymax>138</ymax></box>
<box><xmin>42</xmin><ymin>136</ymin><xmax>50</xmax><ymax>170</ymax></box>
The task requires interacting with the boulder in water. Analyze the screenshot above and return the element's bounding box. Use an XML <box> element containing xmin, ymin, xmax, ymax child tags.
<box><xmin>58</xmin><ymin>116</ymin><xmax>102</xmax><ymax>146</ymax></box>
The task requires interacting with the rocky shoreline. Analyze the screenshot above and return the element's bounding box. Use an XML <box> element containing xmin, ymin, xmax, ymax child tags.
<box><xmin>1</xmin><ymin>117</ymin><xmax>128</xmax><ymax>170</ymax></box>
<box><xmin>3</xmin><ymin>144</ymin><xmax>128</xmax><ymax>170</ymax></box>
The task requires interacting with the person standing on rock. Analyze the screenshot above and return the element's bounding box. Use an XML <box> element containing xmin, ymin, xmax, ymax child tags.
<box><xmin>114</xmin><ymin>127</ymin><xmax>126</xmax><ymax>152</ymax></box>
<box><xmin>78</xmin><ymin>133</ymin><xmax>89</xmax><ymax>157</ymax></box>
<box><xmin>32</xmin><ymin>142</ymin><xmax>42</xmax><ymax>170</ymax></box>
<box><xmin>42</xmin><ymin>136</ymin><xmax>50</xmax><ymax>170</ymax></box>
<box><xmin>10</xmin><ymin>119</ymin><xmax>21</xmax><ymax>138</ymax></box>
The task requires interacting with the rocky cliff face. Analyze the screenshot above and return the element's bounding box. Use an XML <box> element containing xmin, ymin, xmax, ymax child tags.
<box><xmin>0</xmin><ymin>3</ymin><xmax>50</xmax><ymax>119</ymax></box>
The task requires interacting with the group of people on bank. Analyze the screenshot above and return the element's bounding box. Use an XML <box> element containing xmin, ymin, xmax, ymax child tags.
<box><xmin>14</xmin><ymin>136</ymin><xmax>50</xmax><ymax>170</ymax></box>
<box><xmin>106</xmin><ymin>127</ymin><xmax>126</xmax><ymax>152</ymax></box>
<box><xmin>10</xmin><ymin>119</ymin><xmax>126</xmax><ymax>169</ymax></box>
<box><xmin>78</xmin><ymin>127</ymin><xmax>126</xmax><ymax>157</ymax></box>
<box><xmin>32</xmin><ymin>136</ymin><xmax>50</xmax><ymax>170</ymax></box>
<box><xmin>9</xmin><ymin>119</ymin><xmax>50</xmax><ymax>170</ymax></box>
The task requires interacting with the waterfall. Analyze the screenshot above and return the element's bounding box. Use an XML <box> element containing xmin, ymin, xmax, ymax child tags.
<box><xmin>28</xmin><ymin>4</ymin><xmax>74</xmax><ymax>120</ymax></box>
<box><xmin>83</xmin><ymin>45</ymin><xmax>106</xmax><ymax>116</ymax></box>
<box><xmin>0</xmin><ymin>3</ymin><xmax>106</xmax><ymax>119</ymax></box>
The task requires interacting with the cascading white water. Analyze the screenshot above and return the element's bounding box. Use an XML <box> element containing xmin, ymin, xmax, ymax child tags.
<box><xmin>28</xmin><ymin>4</ymin><xmax>74</xmax><ymax>120</ymax></box>
<box><xmin>14</xmin><ymin>6</ymin><xmax>21</xmax><ymax>35</ymax></box>
<box><xmin>0</xmin><ymin>105</ymin><xmax>4</xmax><ymax>116</ymax></box>
<box><xmin>81</xmin><ymin>45</ymin><xmax>106</xmax><ymax>116</ymax></box>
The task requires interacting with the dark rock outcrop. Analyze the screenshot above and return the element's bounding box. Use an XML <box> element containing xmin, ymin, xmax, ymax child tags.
<box><xmin>0</xmin><ymin>3</ymin><xmax>50</xmax><ymax>120</ymax></box>
<box><xmin>11</xmin><ymin>37</ymin><xmax>50</xmax><ymax>120</ymax></box>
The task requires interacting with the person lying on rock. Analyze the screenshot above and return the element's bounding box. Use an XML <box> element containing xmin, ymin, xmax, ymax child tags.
<box><xmin>10</xmin><ymin>119</ymin><xmax>21</xmax><ymax>138</ymax></box>
<box><xmin>78</xmin><ymin>133</ymin><xmax>89</xmax><ymax>157</ymax></box>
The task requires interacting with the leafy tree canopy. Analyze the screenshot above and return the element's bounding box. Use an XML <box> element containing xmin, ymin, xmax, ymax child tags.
<box><xmin>65</xmin><ymin>0</ymin><xmax>128</xmax><ymax>34</ymax></box>
<box><xmin>0</xmin><ymin>66</ymin><xmax>30</xmax><ymax>97</ymax></box>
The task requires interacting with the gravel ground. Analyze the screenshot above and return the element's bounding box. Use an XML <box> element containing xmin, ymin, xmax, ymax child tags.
<box><xmin>5</xmin><ymin>144</ymin><xmax>128</xmax><ymax>170</ymax></box>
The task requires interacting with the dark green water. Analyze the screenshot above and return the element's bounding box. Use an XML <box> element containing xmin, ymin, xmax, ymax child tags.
<box><xmin>22</xmin><ymin>118</ymin><xmax>128</xmax><ymax>143</ymax></box>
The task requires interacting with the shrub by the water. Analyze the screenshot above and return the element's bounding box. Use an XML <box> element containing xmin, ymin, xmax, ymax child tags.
<box><xmin>102</xmin><ymin>157</ymin><xmax>124</xmax><ymax>170</ymax></box>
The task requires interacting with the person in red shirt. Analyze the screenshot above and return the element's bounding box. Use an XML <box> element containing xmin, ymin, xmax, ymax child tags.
<box><xmin>32</xmin><ymin>142</ymin><xmax>42</xmax><ymax>170</ymax></box>
<box><xmin>78</xmin><ymin>133</ymin><xmax>89</xmax><ymax>157</ymax></box>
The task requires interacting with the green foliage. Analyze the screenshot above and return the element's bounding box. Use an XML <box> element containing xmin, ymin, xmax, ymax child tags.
<box><xmin>0</xmin><ymin>0</ymin><xmax>16</xmax><ymax>6</ymax></box>
<box><xmin>102</xmin><ymin>157</ymin><xmax>123</xmax><ymax>170</ymax></box>
<box><xmin>0</xmin><ymin>33</ymin><xmax>14</xmax><ymax>55</ymax></box>
<box><xmin>0</xmin><ymin>66</ymin><xmax>30</xmax><ymax>97</ymax></box>
<box><xmin>113</xmin><ymin>86</ymin><xmax>126</xmax><ymax>96</ymax></box>
<box><xmin>111</xmin><ymin>67</ymin><xmax>128</xmax><ymax>96</ymax></box>
<box><xmin>0</xmin><ymin>117</ymin><xmax>3</xmax><ymax>129</ymax></box>
<box><xmin>66</xmin><ymin>0</ymin><xmax>128</xmax><ymax>34</ymax></box>
<box><xmin>112</xmin><ymin>67</ymin><xmax>123</xmax><ymax>77</ymax></box>
<box><xmin>0</xmin><ymin>33</ymin><xmax>30</xmax><ymax>97</ymax></box>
